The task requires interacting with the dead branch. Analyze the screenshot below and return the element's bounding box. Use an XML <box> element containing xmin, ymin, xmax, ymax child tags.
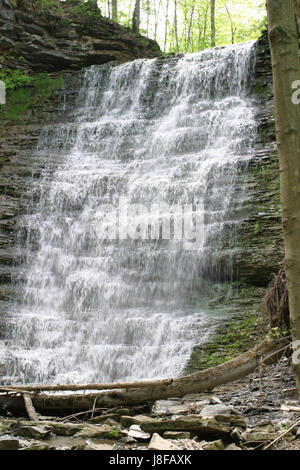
<box><xmin>23</xmin><ymin>393</ymin><xmax>39</xmax><ymax>421</ymax></box>
<box><xmin>0</xmin><ymin>377</ymin><xmax>173</xmax><ymax>394</ymax></box>
<box><xmin>263</xmin><ymin>263</ymin><xmax>290</xmax><ymax>330</ymax></box>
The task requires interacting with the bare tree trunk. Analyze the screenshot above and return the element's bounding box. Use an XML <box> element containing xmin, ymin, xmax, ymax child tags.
<box><xmin>186</xmin><ymin>2</ymin><xmax>195</xmax><ymax>52</ymax></box>
<box><xmin>112</xmin><ymin>0</ymin><xmax>118</xmax><ymax>21</ymax></box>
<box><xmin>266</xmin><ymin>0</ymin><xmax>300</xmax><ymax>400</ymax></box>
<box><xmin>201</xmin><ymin>5</ymin><xmax>209</xmax><ymax>49</ymax></box>
<box><xmin>89</xmin><ymin>0</ymin><xmax>98</xmax><ymax>10</ymax></box>
<box><xmin>0</xmin><ymin>339</ymin><xmax>287</xmax><ymax>413</ymax></box>
<box><xmin>146</xmin><ymin>0</ymin><xmax>150</xmax><ymax>36</ymax></box>
<box><xmin>294</xmin><ymin>0</ymin><xmax>300</xmax><ymax>32</ymax></box>
<box><xmin>132</xmin><ymin>0</ymin><xmax>141</xmax><ymax>33</ymax></box>
<box><xmin>210</xmin><ymin>0</ymin><xmax>216</xmax><ymax>47</ymax></box>
<box><xmin>174</xmin><ymin>0</ymin><xmax>180</xmax><ymax>53</ymax></box>
<box><xmin>23</xmin><ymin>393</ymin><xmax>39</xmax><ymax>421</ymax></box>
<box><xmin>154</xmin><ymin>0</ymin><xmax>162</xmax><ymax>41</ymax></box>
<box><xmin>224</xmin><ymin>3</ymin><xmax>235</xmax><ymax>44</ymax></box>
<box><xmin>163</xmin><ymin>0</ymin><xmax>170</xmax><ymax>52</ymax></box>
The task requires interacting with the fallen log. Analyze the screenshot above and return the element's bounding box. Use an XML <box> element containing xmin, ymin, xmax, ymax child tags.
<box><xmin>0</xmin><ymin>338</ymin><xmax>289</xmax><ymax>416</ymax></box>
<box><xmin>0</xmin><ymin>377</ymin><xmax>173</xmax><ymax>394</ymax></box>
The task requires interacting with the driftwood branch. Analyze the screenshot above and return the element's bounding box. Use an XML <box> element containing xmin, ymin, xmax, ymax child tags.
<box><xmin>0</xmin><ymin>338</ymin><xmax>289</xmax><ymax>415</ymax></box>
<box><xmin>23</xmin><ymin>393</ymin><xmax>39</xmax><ymax>421</ymax></box>
<box><xmin>263</xmin><ymin>418</ymin><xmax>300</xmax><ymax>450</ymax></box>
<box><xmin>0</xmin><ymin>377</ymin><xmax>173</xmax><ymax>394</ymax></box>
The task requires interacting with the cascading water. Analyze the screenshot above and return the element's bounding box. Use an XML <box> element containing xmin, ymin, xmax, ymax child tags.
<box><xmin>4</xmin><ymin>42</ymin><xmax>257</xmax><ymax>385</ymax></box>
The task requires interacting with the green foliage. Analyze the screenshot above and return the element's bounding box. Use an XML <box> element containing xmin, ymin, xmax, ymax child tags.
<box><xmin>187</xmin><ymin>311</ymin><xmax>266</xmax><ymax>371</ymax></box>
<box><xmin>268</xmin><ymin>326</ymin><xmax>290</xmax><ymax>340</ymax></box>
<box><xmin>31</xmin><ymin>0</ymin><xmax>101</xmax><ymax>25</ymax></box>
<box><xmin>0</xmin><ymin>68</ymin><xmax>32</xmax><ymax>92</ymax></box>
<box><xmin>0</xmin><ymin>69</ymin><xmax>64</xmax><ymax>122</ymax></box>
<box><xmin>105</xmin><ymin>429</ymin><xmax>119</xmax><ymax>439</ymax></box>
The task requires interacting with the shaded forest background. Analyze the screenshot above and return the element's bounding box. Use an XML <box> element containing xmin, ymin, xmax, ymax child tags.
<box><xmin>96</xmin><ymin>0</ymin><xmax>266</xmax><ymax>52</ymax></box>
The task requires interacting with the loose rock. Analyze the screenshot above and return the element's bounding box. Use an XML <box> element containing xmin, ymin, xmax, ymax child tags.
<box><xmin>128</xmin><ymin>425</ymin><xmax>150</xmax><ymax>441</ymax></box>
<box><xmin>148</xmin><ymin>433</ymin><xmax>179</xmax><ymax>451</ymax></box>
<box><xmin>163</xmin><ymin>431</ymin><xmax>191</xmax><ymax>439</ymax></box>
<box><xmin>0</xmin><ymin>434</ymin><xmax>19</xmax><ymax>450</ymax></box>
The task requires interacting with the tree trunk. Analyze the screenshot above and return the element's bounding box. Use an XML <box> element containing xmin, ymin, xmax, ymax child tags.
<box><xmin>174</xmin><ymin>0</ymin><xmax>180</xmax><ymax>53</ymax></box>
<box><xmin>89</xmin><ymin>0</ymin><xmax>98</xmax><ymax>10</ymax></box>
<box><xmin>186</xmin><ymin>2</ymin><xmax>195</xmax><ymax>53</ymax></box>
<box><xmin>224</xmin><ymin>3</ymin><xmax>235</xmax><ymax>44</ymax></box>
<box><xmin>266</xmin><ymin>0</ymin><xmax>300</xmax><ymax>400</ymax></box>
<box><xmin>112</xmin><ymin>0</ymin><xmax>118</xmax><ymax>22</ymax></box>
<box><xmin>154</xmin><ymin>0</ymin><xmax>162</xmax><ymax>41</ymax></box>
<box><xmin>163</xmin><ymin>0</ymin><xmax>169</xmax><ymax>52</ymax></box>
<box><xmin>210</xmin><ymin>0</ymin><xmax>216</xmax><ymax>47</ymax></box>
<box><xmin>23</xmin><ymin>393</ymin><xmax>39</xmax><ymax>421</ymax></box>
<box><xmin>294</xmin><ymin>0</ymin><xmax>300</xmax><ymax>33</ymax></box>
<box><xmin>132</xmin><ymin>0</ymin><xmax>141</xmax><ymax>33</ymax></box>
<box><xmin>0</xmin><ymin>339</ymin><xmax>287</xmax><ymax>414</ymax></box>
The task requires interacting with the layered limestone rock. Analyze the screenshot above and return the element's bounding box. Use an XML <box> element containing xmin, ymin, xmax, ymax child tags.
<box><xmin>234</xmin><ymin>30</ymin><xmax>283</xmax><ymax>286</ymax></box>
<box><xmin>0</xmin><ymin>0</ymin><xmax>161</xmax><ymax>72</ymax></box>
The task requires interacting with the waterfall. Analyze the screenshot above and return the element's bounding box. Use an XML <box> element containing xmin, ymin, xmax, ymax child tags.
<box><xmin>4</xmin><ymin>42</ymin><xmax>257</xmax><ymax>385</ymax></box>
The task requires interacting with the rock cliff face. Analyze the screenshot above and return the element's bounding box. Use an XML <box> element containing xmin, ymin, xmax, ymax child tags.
<box><xmin>235</xmin><ymin>30</ymin><xmax>283</xmax><ymax>286</ymax></box>
<box><xmin>0</xmin><ymin>0</ymin><xmax>161</xmax><ymax>72</ymax></box>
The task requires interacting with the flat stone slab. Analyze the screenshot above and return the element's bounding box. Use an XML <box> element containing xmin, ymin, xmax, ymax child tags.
<box><xmin>200</xmin><ymin>404</ymin><xmax>232</xmax><ymax>418</ymax></box>
<box><xmin>163</xmin><ymin>431</ymin><xmax>191</xmax><ymax>439</ymax></box>
<box><xmin>0</xmin><ymin>434</ymin><xmax>19</xmax><ymax>450</ymax></box>
<box><xmin>148</xmin><ymin>433</ymin><xmax>179</xmax><ymax>451</ymax></box>
<box><xmin>16</xmin><ymin>425</ymin><xmax>51</xmax><ymax>440</ymax></box>
<box><xmin>128</xmin><ymin>425</ymin><xmax>150</xmax><ymax>441</ymax></box>
<box><xmin>140</xmin><ymin>415</ymin><xmax>232</xmax><ymax>438</ymax></box>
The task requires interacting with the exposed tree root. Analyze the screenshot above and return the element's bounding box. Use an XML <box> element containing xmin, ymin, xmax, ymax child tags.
<box><xmin>263</xmin><ymin>263</ymin><xmax>289</xmax><ymax>330</ymax></box>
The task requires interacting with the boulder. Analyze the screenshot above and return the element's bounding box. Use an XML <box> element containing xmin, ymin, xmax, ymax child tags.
<box><xmin>202</xmin><ymin>439</ymin><xmax>224</xmax><ymax>450</ymax></box>
<box><xmin>120</xmin><ymin>435</ymin><xmax>136</xmax><ymax>444</ymax></box>
<box><xmin>152</xmin><ymin>400</ymin><xmax>180</xmax><ymax>416</ymax></box>
<box><xmin>241</xmin><ymin>427</ymin><xmax>278</xmax><ymax>443</ymax></box>
<box><xmin>181</xmin><ymin>439</ymin><xmax>203</xmax><ymax>450</ymax></box>
<box><xmin>74</xmin><ymin>423</ymin><xmax>120</xmax><ymax>440</ymax></box>
<box><xmin>0</xmin><ymin>434</ymin><xmax>19</xmax><ymax>450</ymax></box>
<box><xmin>213</xmin><ymin>414</ymin><xmax>247</xmax><ymax>428</ymax></box>
<box><xmin>148</xmin><ymin>433</ymin><xmax>179</xmax><ymax>451</ymax></box>
<box><xmin>163</xmin><ymin>431</ymin><xmax>191</xmax><ymax>439</ymax></box>
<box><xmin>210</xmin><ymin>396</ymin><xmax>223</xmax><ymax>405</ymax></box>
<box><xmin>88</xmin><ymin>414</ymin><xmax>121</xmax><ymax>424</ymax></box>
<box><xmin>200</xmin><ymin>404</ymin><xmax>232</xmax><ymax>418</ymax></box>
<box><xmin>85</xmin><ymin>440</ymin><xmax>114</xmax><ymax>451</ymax></box>
<box><xmin>225</xmin><ymin>443</ymin><xmax>242</xmax><ymax>450</ymax></box>
<box><xmin>16</xmin><ymin>425</ymin><xmax>51</xmax><ymax>440</ymax></box>
<box><xmin>128</xmin><ymin>425</ymin><xmax>150</xmax><ymax>441</ymax></box>
<box><xmin>120</xmin><ymin>415</ymin><xmax>154</xmax><ymax>428</ymax></box>
<box><xmin>23</xmin><ymin>442</ymin><xmax>50</xmax><ymax>450</ymax></box>
<box><xmin>167</xmin><ymin>404</ymin><xmax>191</xmax><ymax>415</ymax></box>
<box><xmin>140</xmin><ymin>415</ymin><xmax>231</xmax><ymax>438</ymax></box>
